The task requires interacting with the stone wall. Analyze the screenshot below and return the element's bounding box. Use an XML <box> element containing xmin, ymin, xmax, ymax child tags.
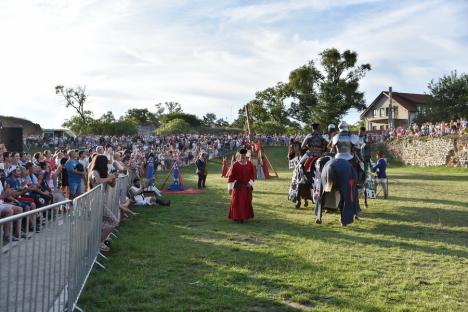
<box><xmin>385</xmin><ymin>135</ymin><xmax>468</xmax><ymax>167</ymax></box>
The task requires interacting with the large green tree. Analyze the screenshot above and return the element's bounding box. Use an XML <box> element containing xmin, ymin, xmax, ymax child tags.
<box><xmin>124</xmin><ymin>108</ymin><xmax>158</xmax><ymax>124</ymax></box>
<box><xmin>418</xmin><ymin>71</ymin><xmax>468</xmax><ymax>122</ymax></box>
<box><xmin>202</xmin><ymin>113</ymin><xmax>217</xmax><ymax>128</ymax></box>
<box><xmin>287</xmin><ymin>48</ymin><xmax>370</xmax><ymax>126</ymax></box>
<box><xmin>160</xmin><ymin>112</ymin><xmax>201</xmax><ymax>128</ymax></box>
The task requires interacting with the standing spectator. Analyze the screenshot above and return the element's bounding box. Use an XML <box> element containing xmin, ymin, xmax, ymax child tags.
<box><xmin>88</xmin><ymin>155</ymin><xmax>118</xmax><ymax>252</ymax></box>
<box><xmin>372</xmin><ymin>151</ymin><xmax>388</xmax><ymax>199</ymax></box>
<box><xmin>196</xmin><ymin>152</ymin><xmax>208</xmax><ymax>189</ymax></box>
<box><xmin>65</xmin><ymin>151</ymin><xmax>83</xmax><ymax>199</ymax></box>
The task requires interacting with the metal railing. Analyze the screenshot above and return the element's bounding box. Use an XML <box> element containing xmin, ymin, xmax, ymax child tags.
<box><xmin>0</xmin><ymin>173</ymin><xmax>132</xmax><ymax>312</ymax></box>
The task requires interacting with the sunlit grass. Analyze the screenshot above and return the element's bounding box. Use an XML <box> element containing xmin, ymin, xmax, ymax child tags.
<box><xmin>79</xmin><ymin>147</ymin><xmax>468</xmax><ymax>311</ymax></box>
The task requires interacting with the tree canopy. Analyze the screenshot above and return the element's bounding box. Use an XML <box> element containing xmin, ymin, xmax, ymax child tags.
<box><xmin>156</xmin><ymin>118</ymin><xmax>191</xmax><ymax>135</ymax></box>
<box><xmin>234</xmin><ymin>47</ymin><xmax>371</xmax><ymax>134</ymax></box>
<box><xmin>418</xmin><ymin>71</ymin><xmax>468</xmax><ymax>122</ymax></box>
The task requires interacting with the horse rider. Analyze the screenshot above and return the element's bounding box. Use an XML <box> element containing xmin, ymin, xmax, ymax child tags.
<box><xmin>322</xmin><ymin>124</ymin><xmax>337</xmax><ymax>145</ymax></box>
<box><xmin>322</xmin><ymin>124</ymin><xmax>337</xmax><ymax>156</ymax></box>
<box><xmin>331</xmin><ymin>121</ymin><xmax>365</xmax><ymax>185</ymax></box>
<box><xmin>300</xmin><ymin>123</ymin><xmax>327</xmax><ymax>162</ymax></box>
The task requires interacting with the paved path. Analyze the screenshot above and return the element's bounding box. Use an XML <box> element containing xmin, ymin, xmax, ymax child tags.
<box><xmin>0</xmin><ymin>213</ymin><xmax>70</xmax><ymax>312</ymax></box>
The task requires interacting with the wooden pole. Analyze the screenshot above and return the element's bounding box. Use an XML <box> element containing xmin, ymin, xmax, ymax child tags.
<box><xmin>262</xmin><ymin>148</ymin><xmax>279</xmax><ymax>178</ymax></box>
<box><xmin>160</xmin><ymin>161</ymin><xmax>175</xmax><ymax>190</ymax></box>
<box><xmin>244</xmin><ymin>104</ymin><xmax>253</xmax><ymax>142</ymax></box>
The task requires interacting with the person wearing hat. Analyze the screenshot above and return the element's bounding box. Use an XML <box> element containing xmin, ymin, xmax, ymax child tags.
<box><xmin>372</xmin><ymin>151</ymin><xmax>388</xmax><ymax>199</ymax></box>
<box><xmin>196</xmin><ymin>151</ymin><xmax>208</xmax><ymax>189</ymax></box>
<box><xmin>227</xmin><ymin>147</ymin><xmax>255</xmax><ymax>223</ymax></box>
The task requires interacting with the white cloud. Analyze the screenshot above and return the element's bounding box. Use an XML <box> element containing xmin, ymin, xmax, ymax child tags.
<box><xmin>0</xmin><ymin>0</ymin><xmax>466</xmax><ymax>128</ymax></box>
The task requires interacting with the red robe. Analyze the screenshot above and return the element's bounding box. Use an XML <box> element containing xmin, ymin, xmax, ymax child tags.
<box><xmin>228</xmin><ymin>160</ymin><xmax>255</xmax><ymax>221</ymax></box>
<box><xmin>221</xmin><ymin>159</ymin><xmax>228</xmax><ymax>177</ymax></box>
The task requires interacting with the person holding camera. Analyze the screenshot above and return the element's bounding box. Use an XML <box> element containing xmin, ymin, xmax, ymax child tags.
<box><xmin>227</xmin><ymin>148</ymin><xmax>255</xmax><ymax>223</ymax></box>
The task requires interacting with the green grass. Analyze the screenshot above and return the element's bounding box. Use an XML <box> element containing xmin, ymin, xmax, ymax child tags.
<box><xmin>79</xmin><ymin>147</ymin><xmax>468</xmax><ymax>311</ymax></box>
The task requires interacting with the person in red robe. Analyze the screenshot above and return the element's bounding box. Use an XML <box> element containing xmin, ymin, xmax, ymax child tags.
<box><xmin>221</xmin><ymin>156</ymin><xmax>228</xmax><ymax>177</ymax></box>
<box><xmin>228</xmin><ymin>148</ymin><xmax>255</xmax><ymax>223</ymax></box>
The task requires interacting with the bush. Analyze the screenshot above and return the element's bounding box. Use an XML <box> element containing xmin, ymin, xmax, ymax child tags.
<box><xmin>156</xmin><ymin>119</ymin><xmax>192</xmax><ymax>135</ymax></box>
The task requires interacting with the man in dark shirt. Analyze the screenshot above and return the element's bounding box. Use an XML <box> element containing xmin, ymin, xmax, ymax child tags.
<box><xmin>372</xmin><ymin>151</ymin><xmax>388</xmax><ymax>199</ymax></box>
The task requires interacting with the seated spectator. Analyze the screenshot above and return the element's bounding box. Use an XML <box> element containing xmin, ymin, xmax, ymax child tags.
<box><xmin>4</xmin><ymin>166</ymin><xmax>38</xmax><ymax>231</ymax></box>
<box><xmin>1</xmin><ymin>178</ymin><xmax>23</xmax><ymax>243</ymax></box>
<box><xmin>128</xmin><ymin>177</ymin><xmax>170</xmax><ymax>206</ymax></box>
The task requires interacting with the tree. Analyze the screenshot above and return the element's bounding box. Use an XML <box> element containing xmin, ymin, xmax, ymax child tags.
<box><xmin>231</xmin><ymin>47</ymin><xmax>370</xmax><ymax>133</ymax></box>
<box><xmin>314</xmin><ymin>49</ymin><xmax>370</xmax><ymax>126</ymax></box>
<box><xmin>418</xmin><ymin>71</ymin><xmax>468</xmax><ymax>122</ymax></box>
<box><xmin>252</xmin><ymin>120</ymin><xmax>286</xmax><ymax>135</ymax></box>
<box><xmin>62</xmin><ymin>111</ymin><xmax>94</xmax><ymax>135</ymax></box>
<box><xmin>55</xmin><ymin>85</ymin><xmax>89</xmax><ymax>123</ymax></box>
<box><xmin>156</xmin><ymin>118</ymin><xmax>191</xmax><ymax>135</ymax></box>
<box><xmin>255</xmin><ymin>82</ymin><xmax>291</xmax><ymax>124</ymax></box>
<box><xmin>125</xmin><ymin>108</ymin><xmax>158</xmax><ymax>124</ymax></box>
<box><xmin>288</xmin><ymin>62</ymin><xmax>321</xmax><ymax>123</ymax></box>
<box><xmin>156</xmin><ymin>101</ymin><xmax>182</xmax><ymax>113</ymax></box>
<box><xmin>231</xmin><ymin>108</ymin><xmax>247</xmax><ymax>129</ymax></box>
<box><xmin>288</xmin><ymin>48</ymin><xmax>371</xmax><ymax>126</ymax></box>
<box><xmin>202</xmin><ymin>113</ymin><xmax>217</xmax><ymax>127</ymax></box>
<box><xmin>161</xmin><ymin>112</ymin><xmax>202</xmax><ymax>128</ymax></box>
<box><xmin>154</xmin><ymin>103</ymin><xmax>166</xmax><ymax>117</ymax></box>
<box><xmin>215</xmin><ymin>118</ymin><xmax>229</xmax><ymax>128</ymax></box>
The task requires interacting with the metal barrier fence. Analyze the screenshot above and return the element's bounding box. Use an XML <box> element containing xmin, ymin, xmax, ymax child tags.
<box><xmin>0</xmin><ymin>173</ymin><xmax>132</xmax><ymax>312</ymax></box>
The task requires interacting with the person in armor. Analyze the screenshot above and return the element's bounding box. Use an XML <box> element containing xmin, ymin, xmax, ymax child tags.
<box><xmin>322</xmin><ymin>124</ymin><xmax>337</xmax><ymax>144</ymax></box>
<box><xmin>301</xmin><ymin>123</ymin><xmax>327</xmax><ymax>159</ymax></box>
<box><xmin>332</xmin><ymin>121</ymin><xmax>365</xmax><ymax>185</ymax></box>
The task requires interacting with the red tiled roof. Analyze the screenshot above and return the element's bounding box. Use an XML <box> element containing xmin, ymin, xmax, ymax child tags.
<box><xmin>383</xmin><ymin>92</ymin><xmax>430</xmax><ymax>112</ymax></box>
<box><xmin>361</xmin><ymin>91</ymin><xmax>431</xmax><ymax>117</ymax></box>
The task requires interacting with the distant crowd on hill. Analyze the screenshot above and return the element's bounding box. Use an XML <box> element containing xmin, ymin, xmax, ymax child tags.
<box><xmin>368</xmin><ymin>119</ymin><xmax>468</xmax><ymax>143</ymax></box>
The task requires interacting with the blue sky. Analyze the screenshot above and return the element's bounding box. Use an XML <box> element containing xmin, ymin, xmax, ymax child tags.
<box><xmin>0</xmin><ymin>0</ymin><xmax>467</xmax><ymax>128</ymax></box>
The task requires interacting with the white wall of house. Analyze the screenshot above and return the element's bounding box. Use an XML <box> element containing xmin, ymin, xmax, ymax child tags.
<box><xmin>363</xmin><ymin>94</ymin><xmax>412</xmax><ymax>130</ymax></box>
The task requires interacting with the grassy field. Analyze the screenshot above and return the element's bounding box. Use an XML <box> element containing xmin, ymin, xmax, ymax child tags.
<box><xmin>79</xmin><ymin>147</ymin><xmax>468</xmax><ymax>311</ymax></box>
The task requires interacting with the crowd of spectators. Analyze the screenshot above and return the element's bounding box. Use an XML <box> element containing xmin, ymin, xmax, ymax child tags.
<box><xmin>1</xmin><ymin>133</ymin><xmax>290</xmax><ymax>248</ymax></box>
<box><xmin>368</xmin><ymin>119</ymin><xmax>468</xmax><ymax>143</ymax></box>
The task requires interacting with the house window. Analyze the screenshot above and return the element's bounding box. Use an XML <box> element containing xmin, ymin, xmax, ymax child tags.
<box><xmin>373</xmin><ymin>109</ymin><xmax>377</xmax><ymax>117</ymax></box>
<box><xmin>385</xmin><ymin>107</ymin><xmax>389</xmax><ymax>116</ymax></box>
<box><xmin>380</xmin><ymin>108</ymin><xmax>385</xmax><ymax>117</ymax></box>
<box><xmin>393</xmin><ymin>106</ymin><xmax>398</xmax><ymax>118</ymax></box>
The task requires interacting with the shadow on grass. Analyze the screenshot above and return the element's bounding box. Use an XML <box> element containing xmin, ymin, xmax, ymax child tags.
<box><xmin>250</xmin><ymin>202</ymin><xmax>468</xmax><ymax>259</ymax></box>
<box><xmin>388</xmin><ymin>195</ymin><xmax>468</xmax><ymax>210</ymax></box>
<box><xmin>390</xmin><ymin>173</ymin><xmax>468</xmax><ymax>182</ymax></box>
<box><xmin>364</xmin><ymin>206</ymin><xmax>468</xmax><ymax>228</ymax></box>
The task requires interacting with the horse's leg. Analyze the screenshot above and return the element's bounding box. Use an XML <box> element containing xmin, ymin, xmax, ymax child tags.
<box><xmin>295</xmin><ymin>196</ymin><xmax>301</xmax><ymax>209</ymax></box>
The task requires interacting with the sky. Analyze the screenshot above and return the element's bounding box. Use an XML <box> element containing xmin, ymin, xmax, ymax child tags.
<box><xmin>0</xmin><ymin>0</ymin><xmax>467</xmax><ymax>128</ymax></box>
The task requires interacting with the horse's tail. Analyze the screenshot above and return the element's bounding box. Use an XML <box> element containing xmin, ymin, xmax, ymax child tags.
<box><xmin>322</xmin><ymin>161</ymin><xmax>335</xmax><ymax>192</ymax></box>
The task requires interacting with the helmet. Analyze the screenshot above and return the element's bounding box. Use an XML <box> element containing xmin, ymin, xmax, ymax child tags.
<box><xmin>338</xmin><ymin>121</ymin><xmax>349</xmax><ymax>131</ymax></box>
<box><xmin>327</xmin><ymin>124</ymin><xmax>336</xmax><ymax>131</ymax></box>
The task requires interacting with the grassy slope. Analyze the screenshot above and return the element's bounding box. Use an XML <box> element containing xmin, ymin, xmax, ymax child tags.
<box><xmin>79</xmin><ymin>147</ymin><xmax>468</xmax><ymax>312</ymax></box>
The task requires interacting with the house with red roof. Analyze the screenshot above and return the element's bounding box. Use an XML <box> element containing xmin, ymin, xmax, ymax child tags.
<box><xmin>360</xmin><ymin>91</ymin><xmax>430</xmax><ymax>131</ymax></box>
